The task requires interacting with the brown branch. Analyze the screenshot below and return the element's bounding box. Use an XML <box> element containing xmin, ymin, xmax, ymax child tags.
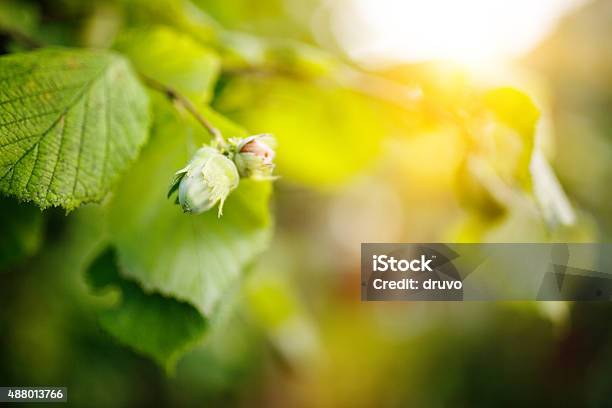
<box><xmin>140</xmin><ymin>75</ymin><xmax>225</xmax><ymax>145</ymax></box>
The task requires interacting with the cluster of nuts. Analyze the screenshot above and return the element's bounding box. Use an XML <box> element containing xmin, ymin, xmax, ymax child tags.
<box><xmin>168</xmin><ymin>134</ymin><xmax>276</xmax><ymax>216</ymax></box>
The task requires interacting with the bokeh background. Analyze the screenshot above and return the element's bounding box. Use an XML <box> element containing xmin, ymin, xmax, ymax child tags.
<box><xmin>1</xmin><ymin>0</ymin><xmax>612</xmax><ymax>406</ymax></box>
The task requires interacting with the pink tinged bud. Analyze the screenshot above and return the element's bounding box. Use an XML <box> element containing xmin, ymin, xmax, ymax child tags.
<box><xmin>240</xmin><ymin>138</ymin><xmax>275</xmax><ymax>165</ymax></box>
<box><xmin>232</xmin><ymin>134</ymin><xmax>277</xmax><ymax>180</ymax></box>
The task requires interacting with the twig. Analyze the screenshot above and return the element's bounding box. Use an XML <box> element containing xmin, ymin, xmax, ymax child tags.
<box><xmin>140</xmin><ymin>75</ymin><xmax>225</xmax><ymax>145</ymax></box>
<box><xmin>2</xmin><ymin>28</ymin><xmax>226</xmax><ymax>145</ymax></box>
<box><xmin>334</xmin><ymin>66</ymin><xmax>424</xmax><ymax>111</ymax></box>
<box><xmin>222</xmin><ymin>64</ymin><xmax>425</xmax><ymax>112</ymax></box>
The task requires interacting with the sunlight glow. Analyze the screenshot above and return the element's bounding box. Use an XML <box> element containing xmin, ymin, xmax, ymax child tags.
<box><xmin>329</xmin><ymin>0</ymin><xmax>585</xmax><ymax>66</ymax></box>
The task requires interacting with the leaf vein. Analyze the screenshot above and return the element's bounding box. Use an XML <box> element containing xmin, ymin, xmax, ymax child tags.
<box><xmin>44</xmin><ymin>115</ymin><xmax>67</xmax><ymax>202</ymax></box>
<box><xmin>72</xmin><ymin>88</ymin><xmax>89</xmax><ymax>197</ymax></box>
<box><xmin>0</xmin><ymin>63</ymin><xmax>109</xmax><ymax>183</ymax></box>
<box><xmin>101</xmin><ymin>70</ymin><xmax>111</xmax><ymax>187</ymax></box>
<box><xmin>0</xmin><ymin>108</ymin><xmax>63</xmax><ymax>129</ymax></box>
<box><xmin>0</xmin><ymin>82</ymin><xmax>86</xmax><ymax>109</ymax></box>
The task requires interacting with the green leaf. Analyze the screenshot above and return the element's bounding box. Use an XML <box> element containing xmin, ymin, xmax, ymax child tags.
<box><xmin>115</xmin><ymin>25</ymin><xmax>220</xmax><ymax>103</ymax></box>
<box><xmin>0</xmin><ymin>198</ymin><xmax>43</xmax><ymax>271</ymax></box>
<box><xmin>0</xmin><ymin>48</ymin><xmax>150</xmax><ymax>210</ymax></box>
<box><xmin>109</xmin><ymin>95</ymin><xmax>272</xmax><ymax>316</ymax></box>
<box><xmin>458</xmin><ymin>87</ymin><xmax>575</xmax><ymax>228</ymax></box>
<box><xmin>86</xmin><ymin>248</ymin><xmax>207</xmax><ymax>371</ymax></box>
<box><xmin>483</xmin><ymin>87</ymin><xmax>540</xmax><ymax>137</ymax></box>
<box><xmin>457</xmin><ymin>87</ymin><xmax>538</xmax><ymax>213</ymax></box>
<box><xmin>122</xmin><ymin>0</ymin><xmax>219</xmax><ymax>44</ymax></box>
<box><xmin>482</xmin><ymin>87</ymin><xmax>539</xmax><ymax>188</ymax></box>
<box><xmin>215</xmin><ymin>76</ymin><xmax>386</xmax><ymax>187</ymax></box>
<box><xmin>466</xmin><ymin>87</ymin><xmax>538</xmax><ymax>190</ymax></box>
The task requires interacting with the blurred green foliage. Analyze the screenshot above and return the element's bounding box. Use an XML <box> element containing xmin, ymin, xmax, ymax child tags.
<box><xmin>215</xmin><ymin>76</ymin><xmax>388</xmax><ymax>186</ymax></box>
<box><xmin>86</xmin><ymin>248</ymin><xmax>207</xmax><ymax>371</ymax></box>
<box><xmin>115</xmin><ymin>25</ymin><xmax>221</xmax><ymax>103</ymax></box>
<box><xmin>0</xmin><ymin>199</ymin><xmax>42</xmax><ymax>271</ymax></box>
<box><xmin>0</xmin><ymin>0</ymin><xmax>611</xmax><ymax>406</ymax></box>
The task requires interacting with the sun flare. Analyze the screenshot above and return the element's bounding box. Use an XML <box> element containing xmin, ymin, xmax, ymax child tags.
<box><xmin>330</xmin><ymin>0</ymin><xmax>584</xmax><ymax>66</ymax></box>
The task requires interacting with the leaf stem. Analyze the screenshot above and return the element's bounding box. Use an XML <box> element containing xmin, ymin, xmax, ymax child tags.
<box><xmin>140</xmin><ymin>75</ymin><xmax>225</xmax><ymax>146</ymax></box>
